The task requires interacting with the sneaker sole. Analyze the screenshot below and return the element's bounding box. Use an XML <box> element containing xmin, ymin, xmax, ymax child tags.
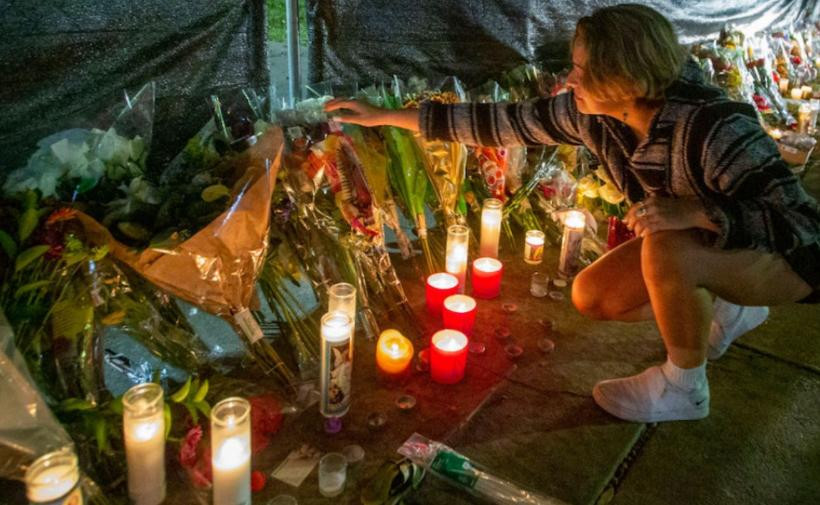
<box><xmin>592</xmin><ymin>385</ymin><xmax>709</xmax><ymax>423</ymax></box>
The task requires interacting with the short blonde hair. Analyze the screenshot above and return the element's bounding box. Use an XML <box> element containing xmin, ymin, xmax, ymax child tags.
<box><xmin>573</xmin><ymin>4</ymin><xmax>685</xmax><ymax>101</ymax></box>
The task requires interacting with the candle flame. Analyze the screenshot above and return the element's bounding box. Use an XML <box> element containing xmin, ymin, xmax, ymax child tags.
<box><xmin>438</xmin><ymin>337</ymin><xmax>464</xmax><ymax>352</ymax></box>
<box><xmin>444</xmin><ymin>295</ymin><xmax>475</xmax><ymax>312</ymax></box>
<box><xmin>133</xmin><ymin>421</ymin><xmax>160</xmax><ymax>441</ymax></box>
<box><xmin>428</xmin><ymin>273</ymin><xmax>458</xmax><ymax>289</ymax></box>
<box><xmin>214</xmin><ymin>437</ymin><xmax>248</xmax><ymax>469</ymax></box>
<box><xmin>390</xmin><ymin>342</ymin><xmax>400</xmax><ymax>356</ymax></box>
<box><xmin>474</xmin><ymin>257</ymin><xmax>502</xmax><ymax>272</ymax></box>
<box><xmin>564</xmin><ymin>211</ymin><xmax>586</xmax><ymax>229</ymax></box>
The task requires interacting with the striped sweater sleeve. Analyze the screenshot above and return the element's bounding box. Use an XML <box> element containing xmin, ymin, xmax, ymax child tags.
<box><xmin>694</xmin><ymin>104</ymin><xmax>820</xmax><ymax>253</ymax></box>
<box><xmin>418</xmin><ymin>92</ymin><xmax>585</xmax><ymax>147</ymax></box>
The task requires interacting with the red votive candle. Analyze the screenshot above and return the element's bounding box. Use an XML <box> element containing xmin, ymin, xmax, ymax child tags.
<box><xmin>442</xmin><ymin>294</ymin><xmax>477</xmax><ymax>336</ymax></box>
<box><xmin>430</xmin><ymin>329</ymin><xmax>468</xmax><ymax>384</ymax></box>
<box><xmin>426</xmin><ymin>272</ymin><xmax>459</xmax><ymax>317</ymax></box>
<box><xmin>471</xmin><ymin>257</ymin><xmax>503</xmax><ymax>299</ymax></box>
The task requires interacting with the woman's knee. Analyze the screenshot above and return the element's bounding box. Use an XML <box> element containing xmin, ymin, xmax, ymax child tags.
<box><xmin>572</xmin><ymin>268</ymin><xmax>612</xmax><ymax>320</ymax></box>
<box><xmin>640</xmin><ymin>230</ymin><xmax>699</xmax><ymax>284</ymax></box>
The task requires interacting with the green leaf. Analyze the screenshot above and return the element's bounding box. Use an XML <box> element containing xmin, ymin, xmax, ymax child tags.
<box><xmin>60</xmin><ymin>398</ymin><xmax>96</xmax><ymax>412</ymax></box>
<box><xmin>14</xmin><ymin>280</ymin><xmax>52</xmax><ymax>298</ymax></box>
<box><xmin>185</xmin><ymin>403</ymin><xmax>199</xmax><ymax>425</ymax></box>
<box><xmin>194</xmin><ymin>401</ymin><xmax>211</xmax><ymax>418</ymax></box>
<box><xmin>94</xmin><ymin>417</ymin><xmax>108</xmax><ymax>453</ymax></box>
<box><xmin>170</xmin><ymin>376</ymin><xmax>192</xmax><ymax>403</ymax></box>
<box><xmin>163</xmin><ymin>403</ymin><xmax>172</xmax><ymax>439</ymax></box>
<box><xmin>192</xmin><ymin>379</ymin><xmax>209</xmax><ymax>403</ymax></box>
<box><xmin>0</xmin><ymin>230</ymin><xmax>18</xmax><ymax>259</ymax></box>
<box><xmin>18</xmin><ymin>207</ymin><xmax>39</xmax><ymax>243</ymax></box>
<box><xmin>14</xmin><ymin>245</ymin><xmax>49</xmax><ymax>273</ymax></box>
<box><xmin>109</xmin><ymin>396</ymin><xmax>124</xmax><ymax>416</ymax></box>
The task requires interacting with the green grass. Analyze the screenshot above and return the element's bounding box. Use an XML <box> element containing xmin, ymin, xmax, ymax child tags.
<box><xmin>267</xmin><ymin>0</ymin><xmax>308</xmax><ymax>44</ymax></box>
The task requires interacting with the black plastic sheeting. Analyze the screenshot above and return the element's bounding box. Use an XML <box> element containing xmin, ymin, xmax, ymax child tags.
<box><xmin>307</xmin><ymin>0</ymin><xmax>820</xmax><ymax>88</ymax></box>
<box><xmin>0</xmin><ymin>0</ymin><xmax>269</xmax><ymax>173</ymax></box>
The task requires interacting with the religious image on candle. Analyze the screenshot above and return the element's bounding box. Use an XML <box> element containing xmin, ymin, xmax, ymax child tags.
<box><xmin>558</xmin><ymin>210</ymin><xmax>586</xmax><ymax>278</ymax></box>
<box><xmin>479</xmin><ymin>198</ymin><xmax>503</xmax><ymax>258</ymax></box>
<box><xmin>320</xmin><ymin>312</ymin><xmax>354</xmax><ymax>418</ymax></box>
<box><xmin>123</xmin><ymin>382</ymin><xmax>166</xmax><ymax>505</ymax></box>
<box><xmin>523</xmin><ymin>229</ymin><xmax>545</xmax><ymax>265</ymax></box>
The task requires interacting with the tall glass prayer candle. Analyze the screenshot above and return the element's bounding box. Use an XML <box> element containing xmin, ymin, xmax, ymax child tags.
<box><xmin>802</xmin><ymin>85</ymin><xmax>813</xmax><ymax>99</ymax></box>
<box><xmin>479</xmin><ymin>198</ymin><xmax>503</xmax><ymax>258</ymax></box>
<box><xmin>320</xmin><ymin>312</ymin><xmax>354</xmax><ymax>418</ymax></box>
<box><xmin>779</xmin><ymin>77</ymin><xmax>789</xmax><ymax>95</ymax></box>
<box><xmin>523</xmin><ymin>230</ymin><xmax>545</xmax><ymax>264</ymax></box>
<box><xmin>445</xmin><ymin>224</ymin><xmax>469</xmax><ymax>293</ymax></box>
<box><xmin>425</xmin><ymin>272</ymin><xmax>459</xmax><ymax>316</ymax></box>
<box><xmin>442</xmin><ymin>294</ymin><xmax>477</xmax><ymax>336</ymax></box>
<box><xmin>211</xmin><ymin>397</ymin><xmax>251</xmax><ymax>505</ymax></box>
<box><xmin>558</xmin><ymin>210</ymin><xmax>586</xmax><ymax>279</ymax></box>
<box><xmin>328</xmin><ymin>282</ymin><xmax>356</xmax><ymax>333</ymax></box>
<box><xmin>791</xmin><ymin>88</ymin><xmax>803</xmax><ymax>100</ymax></box>
<box><xmin>25</xmin><ymin>449</ymin><xmax>82</xmax><ymax>505</ymax></box>
<box><xmin>471</xmin><ymin>257</ymin><xmax>503</xmax><ymax>299</ymax></box>
<box><xmin>375</xmin><ymin>329</ymin><xmax>414</xmax><ymax>376</ymax></box>
<box><xmin>430</xmin><ymin>330</ymin><xmax>468</xmax><ymax>384</ymax></box>
<box><xmin>799</xmin><ymin>102</ymin><xmax>812</xmax><ymax>133</ymax></box>
<box><xmin>123</xmin><ymin>383</ymin><xmax>166</xmax><ymax>505</ymax></box>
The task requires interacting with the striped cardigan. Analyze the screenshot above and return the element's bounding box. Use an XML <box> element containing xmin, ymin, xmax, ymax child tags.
<box><xmin>419</xmin><ymin>61</ymin><xmax>820</xmax><ymax>289</ymax></box>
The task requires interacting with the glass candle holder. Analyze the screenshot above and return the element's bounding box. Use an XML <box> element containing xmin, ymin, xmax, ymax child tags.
<box><xmin>328</xmin><ymin>282</ymin><xmax>356</xmax><ymax>332</ymax></box>
<box><xmin>791</xmin><ymin>88</ymin><xmax>803</xmax><ymax>100</ymax></box>
<box><xmin>442</xmin><ymin>294</ymin><xmax>477</xmax><ymax>336</ymax></box>
<box><xmin>779</xmin><ymin>77</ymin><xmax>790</xmax><ymax>94</ymax></box>
<box><xmin>445</xmin><ymin>224</ymin><xmax>469</xmax><ymax>293</ymax></box>
<box><xmin>430</xmin><ymin>330</ymin><xmax>468</xmax><ymax>384</ymax></box>
<box><xmin>558</xmin><ymin>210</ymin><xmax>585</xmax><ymax>279</ymax></box>
<box><xmin>530</xmin><ymin>272</ymin><xmax>549</xmax><ymax>297</ymax></box>
<box><xmin>25</xmin><ymin>449</ymin><xmax>81</xmax><ymax>505</ymax></box>
<box><xmin>376</xmin><ymin>329</ymin><xmax>414</xmax><ymax>376</ymax></box>
<box><xmin>318</xmin><ymin>452</ymin><xmax>348</xmax><ymax>498</ymax></box>
<box><xmin>523</xmin><ymin>230</ymin><xmax>545</xmax><ymax>264</ymax></box>
<box><xmin>479</xmin><ymin>198</ymin><xmax>503</xmax><ymax>258</ymax></box>
<box><xmin>802</xmin><ymin>85</ymin><xmax>813</xmax><ymax>99</ymax></box>
<box><xmin>123</xmin><ymin>382</ymin><xmax>166</xmax><ymax>505</ymax></box>
<box><xmin>471</xmin><ymin>257</ymin><xmax>503</xmax><ymax>299</ymax></box>
<box><xmin>425</xmin><ymin>272</ymin><xmax>459</xmax><ymax>317</ymax></box>
<box><xmin>320</xmin><ymin>312</ymin><xmax>354</xmax><ymax>418</ymax></box>
<box><xmin>211</xmin><ymin>397</ymin><xmax>252</xmax><ymax>505</ymax></box>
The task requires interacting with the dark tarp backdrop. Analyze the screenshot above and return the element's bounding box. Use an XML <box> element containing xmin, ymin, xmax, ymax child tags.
<box><xmin>0</xmin><ymin>0</ymin><xmax>269</xmax><ymax>172</ymax></box>
<box><xmin>307</xmin><ymin>0</ymin><xmax>820</xmax><ymax>88</ymax></box>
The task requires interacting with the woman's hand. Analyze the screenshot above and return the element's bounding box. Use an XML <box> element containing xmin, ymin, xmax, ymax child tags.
<box><xmin>625</xmin><ymin>195</ymin><xmax>717</xmax><ymax>237</ymax></box>
<box><xmin>323</xmin><ymin>99</ymin><xmax>421</xmax><ymax>131</ymax></box>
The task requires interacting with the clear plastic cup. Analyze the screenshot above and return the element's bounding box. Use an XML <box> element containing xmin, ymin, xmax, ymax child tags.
<box><xmin>318</xmin><ymin>452</ymin><xmax>347</xmax><ymax>497</ymax></box>
<box><xmin>530</xmin><ymin>272</ymin><xmax>549</xmax><ymax>297</ymax></box>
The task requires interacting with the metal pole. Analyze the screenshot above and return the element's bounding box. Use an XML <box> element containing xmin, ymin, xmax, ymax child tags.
<box><xmin>285</xmin><ymin>0</ymin><xmax>301</xmax><ymax>106</ymax></box>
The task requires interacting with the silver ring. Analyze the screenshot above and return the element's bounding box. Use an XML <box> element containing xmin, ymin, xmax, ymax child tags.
<box><xmin>636</xmin><ymin>204</ymin><xmax>647</xmax><ymax>217</ymax></box>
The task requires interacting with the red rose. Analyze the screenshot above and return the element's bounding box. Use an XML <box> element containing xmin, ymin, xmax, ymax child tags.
<box><xmin>251</xmin><ymin>470</ymin><xmax>267</xmax><ymax>492</ymax></box>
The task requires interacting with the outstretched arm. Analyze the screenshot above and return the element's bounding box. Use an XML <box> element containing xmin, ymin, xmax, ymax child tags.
<box><xmin>324</xmin><ymin>99</ymin><xmax>420</xmax><ymax>131</ymax></box>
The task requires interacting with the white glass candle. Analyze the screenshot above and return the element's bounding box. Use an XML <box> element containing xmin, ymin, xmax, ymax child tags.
<box><xmin>25</xmin><ymin>449</ymin><xmax>82</xmax><ymax>505</ymax></box>
<box><xmin>123</xmin><ymin>383</ymin><xmax>166</xmax><ymax>505</ymax></box>
<box><xmin>558</xmin><ymin>210</ymin><xmax>586</xmax><ymax>279</ymax></box>
<box><xmin>328</xmin><ymin>282</ymin><xmax>356</xmax><ymax>333</ymax></box>
<box><xmin>211</xmin><ymin>397</ymin><xmax>251</xmax><ymax>505</ymax></box>
<box><xmin>523</xmin><ymin>229</ymin><xmax>545</xmax><ymax>264</ymax></box>
<box><xmin>320</xmin><ymin>312</ymin><xmax>354</xmax><ymax>418</ymax></box>
<box><xmin>798</xmin><ymin>102</ymin><xmax>812</xmax><ymax>133</ymax></box>
<box><xmin>445</xmin><ymin>224</ymin><xmax>470</xmax><ymax>293</ymax></box>
<box><xmin>779</xmin><ymin>77</ymin><xmax>789</xmax><ymax>94</ymax></box>
<box><xmin>791</xmin><ymin>88</ymin><xmax>803</xmax><ymax>100</ymax></box>
<box><xmin>479</xmin><ymin>198</ymin><xmax>503</xmax><ymax>258</ymax></box>
<box><xmin>802</xmin><ymin>85</ymin><xmax>813</xmax><ymax>99</ymax></box>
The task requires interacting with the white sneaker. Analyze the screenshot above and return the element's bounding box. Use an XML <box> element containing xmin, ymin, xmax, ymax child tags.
<box><xmin>707</xmin><ymin>298</ymin><xmax>769</xmax><ymax>360</ymax></box>
<box><xmin>592</xmin><ymin>366</ymin><xmax>709</xmax><ymax>423</ymax></box>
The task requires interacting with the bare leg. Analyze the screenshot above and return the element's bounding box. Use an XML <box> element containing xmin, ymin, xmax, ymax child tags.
<box><xmin>572</xmin><ymin>237</ymin><xmax>654</xmax><ymax>322</ymax></box>
<box><xmin>641</xmin><ymin>230</ymin><xmax>812</xmax><ymax>368</ymax></box>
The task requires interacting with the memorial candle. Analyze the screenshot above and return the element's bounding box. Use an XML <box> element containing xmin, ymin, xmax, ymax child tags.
<box><xmin>320</xmin><ymin>312</ymin><xmax>354</xmax><ymax>418</ymax></box>
<box><xmin>25</xmin><ymin>449</ymin><xmax>82</xmax><ymax>505</ymax></box>
<box><xmin>479</xmin><ymin>198</ymin><xmax>503</xmax><ymax>258</ymax></box>
<box><xmin>558</xmin><ymin>210</ymin><xmax>586</xmax><ymax>279</ymax></box>
<box><xmin>471</xmin><ymin>257</ymin><xmax>503</xmax><ymax>299</ymax></box>
<box><xmin>430</xmin><ymin>329</ymin><xmax>468</xmax><ymax>384</ymax></box>
<box><xmin>375</xmin><ymin>329</ymin><xmax>414</xmax><ymax>376</ymax></box>
<box><xmin>523</xmin><ymin>229</ymin><xmax>545</xmax><ymax>264</ymax></box>
<box><xmin>211</xmin><ymin>397</ymin><xmax>251</xmax><ymax>505</ymax></box>
<box><xmin>425</xmin><ymin>272</ymin><xmax>459</xmax><ymax>316</ymax></box>
<box><xmin>791</xmin><ymin>88</ymin><xmax>803</xmax><ymax>100</ymax></box>
<box><xmin>442</xmin><ymin>294</ymin><xmax>477</xmax><ymax>336</ymax></box>
<box><xmin>328</xmin><ymin>282</ymin><xmax>356</xmax><ymax>333</ymax></box>
<box><xmin>779</xmin><ymin>77</ymin><xmax>789</xmax><ymax>94</ymax></box>
<box><xmin>445</xmin><ymin>224</ymin><xmax>469</xmax><ymax>292</ymax></box>
<box><xmin>123</xmin><ymin>383</ymin><xmax>165</xmax><ymax>505</ymax></box>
